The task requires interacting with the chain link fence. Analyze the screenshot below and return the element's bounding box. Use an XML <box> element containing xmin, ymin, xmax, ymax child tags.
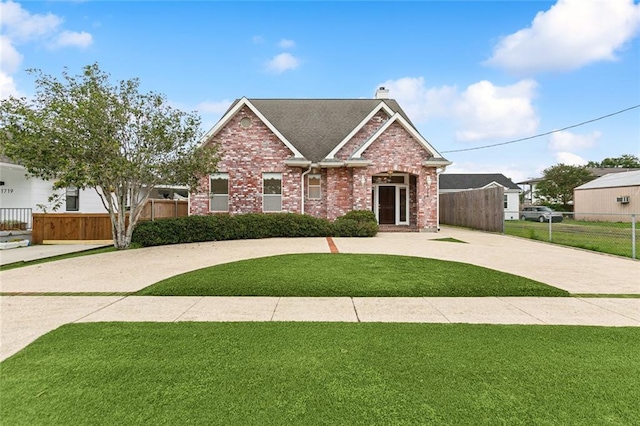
<box><xmin>504</xmin><ymin>211</ymin><xmax>638</xmax><ymax>259</ymax></box>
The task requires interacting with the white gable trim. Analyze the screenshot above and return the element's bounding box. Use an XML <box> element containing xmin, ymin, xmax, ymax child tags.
<box><xmin>481</xmin><ymin>181</ymin><xmax>507</xmax><ymax>190</ymax></box>
<box><xmin>481</xmin><ymin>181</ymin><xmax>522</xmax><ymax>193</ymax></box>
<box><xmin>325</xmin><ymin>102</ymin><xmax>395</xmax><ymax>159</ymax></box>
<box><xmin>351</xmin><ymin>113</ymin><xmax>446</xmax><ymax>159</ymax></box>
<box><xmin>198</xmin><ymin>97</ymin><xmax>305</xmax><ymax>158</ymax></box>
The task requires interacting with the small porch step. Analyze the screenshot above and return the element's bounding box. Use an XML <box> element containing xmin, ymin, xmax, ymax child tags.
<box><xmin>377</xmin><ymin>224</ymin><xmax>419</xmax><ymax>233</ymax></box>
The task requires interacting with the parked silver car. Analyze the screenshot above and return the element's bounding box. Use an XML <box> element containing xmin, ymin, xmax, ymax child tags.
<box><xmin>520</xmin><ymin>206</ymin><xmax>563</xmax><ymax>223</ymax></box>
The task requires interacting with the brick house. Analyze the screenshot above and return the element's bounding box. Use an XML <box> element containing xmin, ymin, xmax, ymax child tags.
<box><xmin>190</xmin><ymin>88</ymin><xmax>451</xmax><ymax>231</ymax></box>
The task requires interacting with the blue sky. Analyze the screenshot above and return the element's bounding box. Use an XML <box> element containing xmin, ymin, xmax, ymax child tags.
<box><xmin>1</xmin><ymin>0</ymin><xmax>639</xmax><ymax>183</ymax></box>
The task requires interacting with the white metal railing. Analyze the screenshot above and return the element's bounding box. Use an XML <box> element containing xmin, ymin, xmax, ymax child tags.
<box><xmin>0</xmin><ymin>208</ymin><xmax>32</xmax><ymax>230</ymax></box>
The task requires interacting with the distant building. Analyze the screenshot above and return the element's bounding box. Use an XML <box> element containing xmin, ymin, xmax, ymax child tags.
<box><xmin>574</xmin><ymin>170</ymin><xmax>640</xmax><ymax>222</ymax></box>
<box><xmin>518</xmin><ymin>167</ymin><xmax>640</xmax><ymax>207</ymax></box>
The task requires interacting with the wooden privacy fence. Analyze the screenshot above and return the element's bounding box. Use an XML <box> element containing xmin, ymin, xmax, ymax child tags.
<box><xmin>439</xmin><ymin>186</ymin><xmax>504</xmax><ymax>233</ymax></box>
<box><xmin>140</xmin><ymin>199</ymin><xmax>188</xmax><ymax>221</ymax></box>
<box><xmin>32</xmin><ymin>200</ymin><xmax>188</xmax><ymax>244</ymax></box>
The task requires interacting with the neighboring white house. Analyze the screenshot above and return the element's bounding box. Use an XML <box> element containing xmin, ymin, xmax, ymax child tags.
<box><xmin>0</xmin><ymin>156</ymin><xmax>108</xmax><ymax>217</ymax></box>
<box><xmin>1</xmin><ymin>156</ymin><xmax>189</xmax><ymax>227</ymax></box>
<box><xmin>517</xmin><ymin>177</ymin><xmax>543</xmax><ymax>205</ymax></box>
<box><xmin>439</xmin><ymin>173</ymin><xmax>522</xmax><ymax>220</ymax></box>
<box><xmin>574</xmin><ymin>170</ymin><xmax>640</xmax><ymax>222</ymax></box>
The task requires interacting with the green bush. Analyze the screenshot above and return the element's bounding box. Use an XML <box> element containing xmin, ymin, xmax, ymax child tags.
<box><xmin>339</xmin><ymin>210</ymin><xmax>377</xmax><ymax>223</ymax></box>
<box><xmin>131</xmin><ymin>211</ymin><xmax>378</xmax><ymax>247</ymax></box>
<box><xmin>333</xmin><ymin>210</ymin><xmax>379</xmax><ymax>237</ymax></box>
<box><xmin>132</xmin><ymin>213</ymin><xmax>335</xmax><ymax>247</ymax></box>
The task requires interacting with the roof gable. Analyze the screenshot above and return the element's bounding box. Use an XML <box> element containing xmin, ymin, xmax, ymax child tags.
<box><xmin>200</xmin><ymin>98</ymin><xmax>430</xmax><ymax>163</ymax></box>
<box><xmin>325</xmin><ymin>102</ymin><xmax>395</xmax><ymax>159</ymax></box>
<box><xmin>200</xmin><ymin>97</ymin><xmax>304</xmax><ymax>158</ymax></box>
<box><xmin>439</xmin><ymin>174</ymin><xmax>521</xmax><ymax>190</ymax></box>
<box><xmin>351</xmin><ymin>113</ymin><xmax>446</xmax><ymax>159</ymax></box>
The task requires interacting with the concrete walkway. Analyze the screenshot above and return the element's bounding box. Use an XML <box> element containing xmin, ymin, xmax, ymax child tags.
<box><xmin>1</xmin><ymin>228</ymin><xmax>639</xmax><ymax>361</ymax></box>
<box><xmin>2</xmin><ymin>295</ymin><xmax>639</xmax><ymax>361</ymax></box>
<box><xmin>0</xmin><ymin>243</ymin><xmax>109</xmax><ymax>266</ymax></box>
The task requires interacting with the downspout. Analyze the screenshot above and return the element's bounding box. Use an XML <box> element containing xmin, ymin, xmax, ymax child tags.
<box><xmin>436</xmin><ymin>165</ymin><xmax>447</xmax><ymax>231</ymax></box>
<box><xmin>301</xmin><ymin>165</ymin><xmax>313</xmax><ymax>215</ymax></box>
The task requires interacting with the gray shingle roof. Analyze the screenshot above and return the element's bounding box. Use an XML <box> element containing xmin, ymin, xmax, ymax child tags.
<box><xmin>575</xmin><ymin>170</ymin><xmax>640</xmax><ymax>190</ymax></box>
<box><xmin>440</xmin><ymin>173</ymin><xmax>521</xmax><ymax>190</ymax></box>
<box><xmin>246</xmin><ymin>99</ymin><xmax>415</xmax><ymax>162</ymax></box>
<box><xmin>587</xmin><ymin>167</ymin><xmax>640</xmax><ymax>177</ymax></box>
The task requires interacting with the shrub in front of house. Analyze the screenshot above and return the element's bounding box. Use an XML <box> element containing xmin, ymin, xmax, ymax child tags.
<box><xmin>132</xmin><ymin>213</ymin><xmax>333</xmax><ymax>247</ymax></box>
<box><xmin>333</xmin><ymin>210</ymin><xmax>379</xmax><ymax>237</ymax></box>
<box><xmin>132</xmin><ymin>211</ymin><xmax>378</xmax><ymax>247</ymax></box>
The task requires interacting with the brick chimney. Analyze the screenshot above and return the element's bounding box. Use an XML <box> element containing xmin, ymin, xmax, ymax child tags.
<box><xmin>375</xmin><ymin>86</ymin><xmax>389</xmax><ymax>99</ymax></box>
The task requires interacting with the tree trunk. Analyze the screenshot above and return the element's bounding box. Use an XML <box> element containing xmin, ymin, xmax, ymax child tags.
<box><xmin>111</xmin><ymin>211</ymin><xmax>131</xmax><ymax>250</ymax></box>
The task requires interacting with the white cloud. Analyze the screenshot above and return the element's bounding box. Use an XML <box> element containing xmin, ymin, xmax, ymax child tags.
<box><xmin>50</xmin><ymin>30</ymin><xmax>92</xmax><ymax>49</ymax></box>
<box><xmin>377</xmin><ymin>77</ymin><xmax>456</xmax><ymax>122</ymax></box>
<box><xmin>486</xmin><ymin>0</ymin><xmax>640</xmax><ymax>74</ymax></box>
<box><xmin>0</xmin><ymin>1</ymin><xmax>93</xmax><ymax>97</ymax></box>
<box><xmin>548</xmin><ymin>130</ymin><xmax>601</xmax><ymax>151</ymax></box>
<box><xmin>0</xmin><ymin>0</ymin><xmax>61</xmax><ymax>42</ymax></box>
<box><xmin>194</xmin><ymin>99</ymin><xmax>233</xmax><ymax>131</ymax></box>
<box><xmin>378</xmin><ymin>76</ymin><xmax>539</xmax><ymax>142</ymax></box>
<box><xmin>252</xmin><ymin>35</ymin><xmax>264</xmax><ymax>44</ymax></box>
<box><xmin>454</xmin><ymin>79</ymin><xmax>538</xmax><ymax>141</ymax></box>
<box><xmin>278</xmin><ymin>38</ymin><xmax>295</xmax><ymax>49</ymax></box>
<box><xmin>0</xmin><ymin>34</ymin><xmax>22</xmax><ymax>74</ymax></box>
<box><xmin>0</xmin><ymin>71</ymin><xmax>23</xmax><ymax>99</ymax></box>
<box><xmin>265</xmin><ymin>52</ymin><xmax>300</xmax><ymax>74</ymax></box>
<box><xmin>555</xmin><ymin>151</ymin><xmax>588</xmax><ymax>165</ymax></box>
<box><xmin>196</xmin><ymin>99</ymin><xmax>232</xmax><ymax>115</ymax></box>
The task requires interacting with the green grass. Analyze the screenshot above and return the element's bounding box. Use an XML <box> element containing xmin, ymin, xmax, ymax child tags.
<box><xmin>136</xmin><ymin>253</ymin><xmax>568</xmax><ymax>297</ymax></box>
<box><xmin>0</xmin><ymin>246</ymin><xmax>117</xmax><ymax>271</ymax></box>
<box><xmin>504</xmin><ymin>219</ymin><xmax>638</xmax><ymax>258</ymax></box>
<box><xmin>1</xmin><ymin>322</ymin><xmax>638</xmax><ymax>425</ymax></box>
<box><xmin>0</xmin><ymin>292</ymin><xmax>130</xmax><ymax>296</ymax></box>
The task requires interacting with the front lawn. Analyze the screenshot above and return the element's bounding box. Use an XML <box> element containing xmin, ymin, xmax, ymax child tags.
<box><xmin>135</xmin><ymin>253</ymin><xmax>568</xmax><ymax>297</ymax></box>
<box><xmin>1</xmin><ymin>323</ymin><xmax>638</xmax><ymax>424</ymax></box>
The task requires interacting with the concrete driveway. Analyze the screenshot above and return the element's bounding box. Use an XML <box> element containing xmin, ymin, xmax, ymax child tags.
<box><xmin>1</xmin><ymin>228</ymin><xmax>637</xmax><ymax>294</ymax></box>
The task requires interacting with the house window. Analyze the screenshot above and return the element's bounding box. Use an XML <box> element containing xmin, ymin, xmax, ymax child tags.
<box><xmin>504</xmin><ymin>194</ymin><xmax>508</xmax><ymax>209</ymax></box>
<box><xmin>66</xmin><ymin>187</ymin><xmax>79</xmax><ymax>211</ymax></box>
<box><xmin>263</xmin><ymin>172</ymin><xmax>282</xmax><ymax>212</ymax></box>
<box><xmin>210</xmin><ymin>173</ymin><xmax>229</xmax><ymax>212</ymax></box>
<box><xmin>308</xmin><ymin>174</ymin><xmax>321</xmax><ymax>199</ymax></box>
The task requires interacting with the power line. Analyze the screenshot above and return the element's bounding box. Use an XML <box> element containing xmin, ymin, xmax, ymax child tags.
<box><xmin>441</xmin><ymin>104</ymin><xmax>640</xmax><ymax>154</ymax></box>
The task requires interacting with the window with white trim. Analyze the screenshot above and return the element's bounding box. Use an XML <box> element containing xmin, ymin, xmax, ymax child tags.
<box><xmin>263</xmin><ymin>172</ymin><xmax>282</xmax><ymax>212</ymax></box>
<box><xmin>66</xmin><ymin>186</ymin><xmax>79</xmax><ymax>211</ymax></box>
<box><xmin>307</xmin><ymin>174</ymin><xmax>321</xmax><ymax>199</ymax></box>
<box><xmin>209</xmin><ymin>173</ymin><xmax>229</xmax><ymax>212</ymax></box>
<box><xmin>504</xmin><ymin>194</ymin><xmax>508</xmax><ymax>209</ymax></box>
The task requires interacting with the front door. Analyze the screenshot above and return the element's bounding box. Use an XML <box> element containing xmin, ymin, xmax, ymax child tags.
<box><xmin>378</xmin><ymin>186</ymin><xmax>396</xmax><ymax>224</ymax></box>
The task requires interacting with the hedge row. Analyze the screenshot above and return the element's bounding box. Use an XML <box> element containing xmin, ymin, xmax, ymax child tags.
<box><xmin>131</xmin><ymin>210</ymin><xmax>378</xmax><ymax>247</ymax></box>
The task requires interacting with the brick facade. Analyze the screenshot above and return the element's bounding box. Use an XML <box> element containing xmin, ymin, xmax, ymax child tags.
<box><xmin>191</xmin><ymin>103</ymin><xmax>442</xmax><ymax>231</ymax></box>
<box><xmin>191</xmin><ymin>107</ymin><xmax>302</xmax><ymax>215</ymax></box>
